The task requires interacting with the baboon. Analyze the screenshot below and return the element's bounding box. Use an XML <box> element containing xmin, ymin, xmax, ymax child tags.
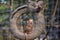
<box><xmin>24</xmin><ymin>18</ymin><xmax>34</xmax><ymax>34</ymax></box>
<box><xmin>28</xmin><ymin>0</ymin><xmax>44</xmax><ymax>13</ymax></box>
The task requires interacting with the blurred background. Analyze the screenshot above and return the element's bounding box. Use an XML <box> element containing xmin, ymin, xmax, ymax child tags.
<box><xmin>0</xmin><ymin>0</ymin><xmax>60</xmax><ymax>40</ymax></box>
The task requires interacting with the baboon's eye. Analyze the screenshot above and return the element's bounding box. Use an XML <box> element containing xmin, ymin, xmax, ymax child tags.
<box><xmin>30</xmin><ymin>3</ymin><xmax>36</xmax><ymax>7</ymax></box>
<box><xmin>32</xmin><ymin>4</ymin><xmax>36</xmax><ymax>7</ymax></box>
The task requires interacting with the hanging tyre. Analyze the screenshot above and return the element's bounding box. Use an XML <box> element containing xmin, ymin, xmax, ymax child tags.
<box><xmin>10</xmin><ymin>5</ymin><xmax>45</xmax><ymax>40</ymax></box>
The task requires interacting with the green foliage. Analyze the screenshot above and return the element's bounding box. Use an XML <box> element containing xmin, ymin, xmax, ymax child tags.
<box><xmin>0</xmin><ymin>6</ymin><xmax>7</xmax><ymax>10</ymax></box>
<box><xmin>0</xmin><ymin>36</ymin><xmax>3</xmax><ymax>40</ymax></box>
<box><xmin>0</xmin><ymin>14</ymin><xmax>2</xmax><ymax>22</ymax></box>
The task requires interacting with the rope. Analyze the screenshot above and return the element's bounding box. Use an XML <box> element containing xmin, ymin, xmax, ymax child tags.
<box><xmin>50</xmin><ymin>0</ymin><xmax>58</xmax><ymax>25</ymax></box>
<box><xmin>53</xmin><ymin>0</ymin><xmax>58</xmax><ymax>16</ymax></box>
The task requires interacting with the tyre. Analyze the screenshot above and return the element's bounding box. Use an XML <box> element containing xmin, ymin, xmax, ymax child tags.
<box><xmin>10</xmin><ymin>5</ymin><xmax>45</xmax><ymax>40</ymax></box>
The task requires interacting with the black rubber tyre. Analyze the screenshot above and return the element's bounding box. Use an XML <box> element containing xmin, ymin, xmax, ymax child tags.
<box><xmin>10</xmin><ymin>5</ymin><xmax>45</xmax><ymax>40</ymax></box>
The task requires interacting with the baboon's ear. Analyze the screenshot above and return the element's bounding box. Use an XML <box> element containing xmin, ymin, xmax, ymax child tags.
<box><xmin>42</xmin><ymin>4</ymin><xmax>46</xmax><ymax>10</ymax></box>
<box><xmin>38</xmin><ymin>1</ymin><xmax>44</xmax><ymax>8</ymax></box>
<box><xmin>28</xmin><ymin>0</ymin><xmax>32</xmax><ymax>2</ymax></box>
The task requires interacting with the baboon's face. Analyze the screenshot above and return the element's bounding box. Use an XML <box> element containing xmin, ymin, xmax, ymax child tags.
<box><xmin>25</xmin><ymin>19</ymin><xmax>33</xmax><ymax>32</ymax></box>
<box><xmin>29</xmin><ymin>2</ymin><xmax>38</xmax><ymax>9</ymax></box>
<box><xmin>28</xmin><ymin>1</ymin><xmax>44</xmax><ymax>10</ymax></box>
<box><xmin>28</xmin><ymin>1</ymin><xmax>44</xmax><ymax>13</ymax></box>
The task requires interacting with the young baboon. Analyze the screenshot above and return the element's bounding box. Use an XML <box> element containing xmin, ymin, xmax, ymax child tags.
<box><xmin>24</xmin><ymin>18</ymin><xmax>34</xmax><ymax>34</ymax></box>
